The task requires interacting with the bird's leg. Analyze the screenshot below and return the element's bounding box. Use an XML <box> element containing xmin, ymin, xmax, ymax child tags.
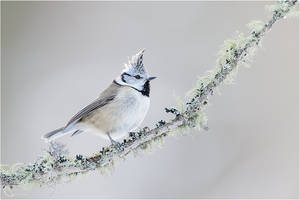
<box><xmin>107</xmin><ymin>133</ymin><xmax>121</xmax><ymax>149</ymax></box>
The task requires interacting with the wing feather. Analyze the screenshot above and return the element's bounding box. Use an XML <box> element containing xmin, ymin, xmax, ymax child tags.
<box><xmin>65</xmin><ymin>95</ymin><xmax>115</xmax><ymax>127</ymax></box>
<box><xmin>65</xmin><ymin>82</ymin><xmax>120</xmax><ymax>127</ymax></box>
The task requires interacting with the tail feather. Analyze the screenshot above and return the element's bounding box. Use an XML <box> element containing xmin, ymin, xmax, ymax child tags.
<box><xmin>42</xmin><ymin>127</ymin><xmax>66</xmax><ymax>142</ymax></box>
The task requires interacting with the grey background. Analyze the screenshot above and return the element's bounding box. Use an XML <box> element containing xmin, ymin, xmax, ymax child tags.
<box><xmin>1</xmin><ymin>1</ymin><xmax>299</xmax><ymax>199</ymax></box>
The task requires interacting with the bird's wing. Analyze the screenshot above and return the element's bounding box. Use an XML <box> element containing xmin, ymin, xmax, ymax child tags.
<box><xmin>65</xmin><ymin>82</ymin><xmax>120</xmax><ymax>128</ymax></box>
<box><xmin>65</xmin><ymin>95</ymin><xmax>116</xmax><ymax>127</ymax></box>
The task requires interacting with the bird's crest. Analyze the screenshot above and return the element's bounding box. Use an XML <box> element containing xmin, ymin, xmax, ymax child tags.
<box><xmin>123</xmin><ymin>49</ymin><xmax>147</xmax><ymax>75</ymax></box>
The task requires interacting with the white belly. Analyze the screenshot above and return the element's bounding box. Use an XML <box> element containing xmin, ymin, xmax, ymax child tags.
<box><xmin>81</xmin><ymin>87</ymin><xmax>150</xmax><ymax>140</ymax></box>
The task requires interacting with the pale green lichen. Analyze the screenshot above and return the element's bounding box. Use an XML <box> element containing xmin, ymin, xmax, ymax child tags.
<box><xmin>247</xmin><ymin>20</ymin><xmax>265</xmax><ymax>33</ymax></box>
<box><xmin>285</xmin><ymin>6</ymin><xmax>300</xmax><ymax>18</ymax></box>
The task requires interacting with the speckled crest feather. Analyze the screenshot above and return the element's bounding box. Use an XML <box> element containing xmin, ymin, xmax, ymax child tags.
<box><xmin>123</xmin><ymin>49</ymin><xmax>147</xmax><ymax>76</ymax></box>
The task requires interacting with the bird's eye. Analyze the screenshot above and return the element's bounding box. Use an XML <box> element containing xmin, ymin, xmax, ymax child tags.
<box><xmin>134</xmin><ymin>75</ymin><xmax>141</xmax><ymax>79</ymax></box>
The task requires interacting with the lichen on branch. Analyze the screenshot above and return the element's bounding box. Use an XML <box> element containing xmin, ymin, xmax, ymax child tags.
<box><xmin>1</xmin><ymin>0</ymin><xmax>298</xmax><ymax>194</ymax></box>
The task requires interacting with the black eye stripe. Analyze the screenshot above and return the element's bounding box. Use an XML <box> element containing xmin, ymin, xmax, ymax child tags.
<box><xmin>122</xmin><ymin>72</ymin><xmax>131</xmax><ymax>77</ymax></box>
<box><xmin>122</xmin><ymin>72</ymin><xmax>143</xmax><ymax>80</ymax></box>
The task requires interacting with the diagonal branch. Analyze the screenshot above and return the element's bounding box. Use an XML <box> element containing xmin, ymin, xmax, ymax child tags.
<box><xmin>1</xmin><ymin>0</ymin><xmax>298</xmax><ymax>192</ymax></box>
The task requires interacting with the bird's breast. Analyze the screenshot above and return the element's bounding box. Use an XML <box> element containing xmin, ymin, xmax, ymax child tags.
<box><xmin>83</xmin><ymin>86</ymin><xmax>150</xmax><ymax>139</ymax></box>
<box><xmin>115</xmin><ymin>87</ymin><xmax>150</xmax><ymax>131</ymax></box>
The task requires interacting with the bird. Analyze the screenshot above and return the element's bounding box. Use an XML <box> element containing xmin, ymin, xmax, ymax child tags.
<box><xmin>42</xmin><ymin>49</ymin><xmax>156</xmax><ymax>146</ymax></box>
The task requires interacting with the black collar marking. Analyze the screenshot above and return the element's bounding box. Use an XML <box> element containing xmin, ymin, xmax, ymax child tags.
<box><xmin>113</xmin><ymin>80</ymin><xmax>150</xmax><ymax>97</ymax></box>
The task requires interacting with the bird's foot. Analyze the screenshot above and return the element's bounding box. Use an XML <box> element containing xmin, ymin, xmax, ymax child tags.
<box><xmin>108</xmin><ymin>133</ymin><xmax>123</xmax><ymax>151</ymax></box>
<box><xmin>111</xmin><ymin>140</ymin><xmax>122</xmax><ymax>151</ymax></box>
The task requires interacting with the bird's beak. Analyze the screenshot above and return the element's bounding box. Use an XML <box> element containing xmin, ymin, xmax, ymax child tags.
<box><xmin>148</xmin><ymin>76</ymin><xmax>157</xmax><ymax>81</ymax></box>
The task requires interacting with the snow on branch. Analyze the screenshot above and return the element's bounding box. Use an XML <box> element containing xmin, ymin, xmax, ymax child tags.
<box><xmin>1</xmin><ymin>0</ymin><xmax>298</xmax><ymax>195</ymax></box>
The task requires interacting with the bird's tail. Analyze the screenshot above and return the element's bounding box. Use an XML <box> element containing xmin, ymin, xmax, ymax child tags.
<box><xmin>42</xmin><ymin>127</ymin><xmax>66</xmax><ymax>142</ymax></box>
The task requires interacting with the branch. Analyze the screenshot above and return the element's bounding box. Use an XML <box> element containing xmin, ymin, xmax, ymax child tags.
<box><xmin>1</xmin><ymin>0</ymin><xmax>298</xmax><ymax>193</ymax></box>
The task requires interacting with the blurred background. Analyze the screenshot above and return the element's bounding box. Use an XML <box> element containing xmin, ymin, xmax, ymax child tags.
<box><xmin>1</xmin><ymin>1</ymin><xmax>299</xmax><ymax>199</ymax></box>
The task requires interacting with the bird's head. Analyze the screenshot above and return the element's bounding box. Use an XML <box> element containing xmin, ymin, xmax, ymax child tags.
<box><xmin>115</xmin><ymin>49</ymin><xmax>156</xmax><ymax>91</ymax></box>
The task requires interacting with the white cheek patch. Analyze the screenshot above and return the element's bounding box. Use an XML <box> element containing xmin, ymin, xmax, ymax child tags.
<box><xmin>115</xmin><ymin>76</ymin><xmax>146</xmax><ymax>92</ymax></box>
